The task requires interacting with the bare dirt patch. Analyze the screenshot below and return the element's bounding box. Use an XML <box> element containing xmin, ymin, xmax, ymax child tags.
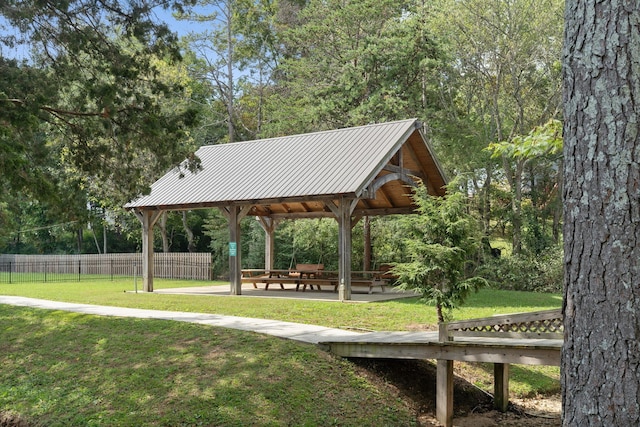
<box><xmin>353</xmin><ymin>358</ymin><xmax>561</xmax><ymax>426</ymax></box>
<box><xmin>0</xmin><ymin>411</ymin><xmax>29</xmax><ymax>427</ymax></box>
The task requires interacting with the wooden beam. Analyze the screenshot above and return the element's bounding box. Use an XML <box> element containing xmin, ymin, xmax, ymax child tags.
<box><xmin>256</xmin><ymin>217</ymin><xmax>278</xmax><ymax>270</ymax></box>
<box><xmin>144</xmin><ymin>193</ymin><xmax>355</xmax><ymax>213</ymax></box>
<box><xmin>383</xmin><ymin>163</ymin><xmax>423</xmax><ymax>177</ymax></box>
<box><xmin>367</xmin><ymin>171</ymin><xmax>418</xmax><ymax>196</ymax></box>
<box><xmin>436</xmin><ymin>359</ymin><xmax>454</xmax><ymax>427</ymax></box>
<box><xmin>134</xmin><ymin>210</ymin><xmax>163</xmax><ymax>292</ymax></box>
<box><xmin>373</xmin><ymin>185</ymin><xmax>394</xmax><ymax>206</ymax></box>
<box><xmin>324</xmin><ymin>341</ymin><xmax>561</xmax><ymax>365</ymax></box>
<box><xmin>327</xmin><ymin>197</ymin><xmax>356</xmax><ymax>301</ymax></box>
<box><xmin>263</xmin><ymin>206</ymin><xmax>416</xmax><ymax>220</ymax></box>
<box><xmin>494</xmin><ymin>363</ymin><xmax>510</xmax><ymax>412</ymax></box>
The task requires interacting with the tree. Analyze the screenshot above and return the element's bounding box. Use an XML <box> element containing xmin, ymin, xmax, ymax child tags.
<box><xmin>562</xmin><ymin>2</ymin><xmax>640</xmax><ymax>424</ymax></box>
<box><xmin>487</xmin><ymin>119</ymin><xmax>563</xmax><ymax>253</ymax></box>
<box><xmin>393</xmin><ymin>183</ymin><xmax>487</xmax><ymax>323</ymax></box>
<box><xmin>265</xmin><ymin>0</ymin><xmax>443</xmax><ymax>133</ymax></box>
<box><xmin>426</xmin><ymin>0</ymin><xmax>563</xmax><ymax>252</ymax></box>
<box><xmin>1</xmin><ymin>0</ymin><xmax>200</xmax><ymax>202</ymax></box>
<box><xmin>176</xmin><ymin>0</ymin><xmax>239</xmax><ymax>143</ymax></box>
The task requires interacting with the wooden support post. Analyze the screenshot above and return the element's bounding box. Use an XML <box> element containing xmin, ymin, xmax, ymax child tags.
<box><xmin>228</xmin><ymin>206</ymin><xmax>242</xmax><ymax>295</ymax></box>
<box><xmin>257</xmin><ymin>217</ymin><xmax>278</xmax><ymax>271</ymax></box>
<box><xmin>221</xmin><ymin>205</ymin><xmax>252</xmax><ymax>295</ymax></box>
<box><xmin>338</xmin><ymin>205</ymin><xmax>352</xmax><ymax>301</ymax></box>
<box><xmin>327</xmin><ymin>197</ymin><xmax>358</xmax><ymax>301</ymax></box>
<box><xmin>436</xmin><ymin>359</ymin><xmax>454</xmax><ymax>427</ymax></box>
<box><xmin>338</xmin><ymin>198</ymin><xmax>352</xmax><ymax>301</ymax></box>
<box><xmin>135</xmin><ymin>210</ymin><xmax>163</xmax><ymax>293</ymax></box>
<box><xmin>494</xmin><ymin>363</ymin><xmax>510</xmax><ymax>412</ymax></box>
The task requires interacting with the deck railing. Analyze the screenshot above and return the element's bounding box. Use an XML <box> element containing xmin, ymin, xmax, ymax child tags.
<box><xmin>439</xmin><ymin>308</ymin><xmax>564</xmax><ymax>341</ymax></box>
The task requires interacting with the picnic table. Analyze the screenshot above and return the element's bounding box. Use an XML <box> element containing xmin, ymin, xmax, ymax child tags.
<box><xmin>241</xmin><ymin>264</ymin><xmax>331</xmax><ymax>291</ymax></box>
<box><xmin>241</xmin><ymin>265</ymin><xmax>391</xmax><ymax>293</ymax></box>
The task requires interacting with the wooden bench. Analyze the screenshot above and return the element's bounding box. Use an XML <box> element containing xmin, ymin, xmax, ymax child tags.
<box><xmin>332</xmin><ymin>271</ymin><xmax>389</xmax><ymax>294</ymax></box>
<box><xmin>241</xmin><ymin>269</ymin><xmax>301</xmax><ymax>290</ymax></box>
<box><xmin>378</xmin><ymin>264</ymin><xmax>398</xmax><ymax>283</ymax></box>
<box><xmin>241</xmin><ymin>269</ymin><xmax>270</xmax><ymax>288</ymax></box>
<box><xmin>290</xmin><ymin>264</ymin><xmax>325</xmax><ymax>291</ymax></box>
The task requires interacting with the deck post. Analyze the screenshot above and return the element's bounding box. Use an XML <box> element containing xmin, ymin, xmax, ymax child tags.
<box><xmin>135</xmin><ymin>210</ymin><xmax>163</xmax><ymax>292</ymax></box>
<box><xmin>436</xmin><ymin>359</ymin><xmax>454</xmax><ymax>427</ymax></box>
<box><xmin>494</xmin><ymin>363</ymin><xmax>510</xmax><ymax>412</ymax></box>
<box><xmin>436</xmin><ymin>321</ymin><xmax>454</xmax><ymax>427</ymax></box>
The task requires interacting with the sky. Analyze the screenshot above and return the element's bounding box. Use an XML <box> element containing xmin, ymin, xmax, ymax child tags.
<box><xmin>0</xmin><ymin>5</ymin><xmax>215</xmax><ymax>62</ymax></box>
<box><xmin>153</xmin><ymin>4</ymin><xmax>216</xmax><ymax>38</ymax></box>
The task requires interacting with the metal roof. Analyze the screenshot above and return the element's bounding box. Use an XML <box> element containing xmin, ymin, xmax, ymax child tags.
<box><xmin>125</xmin><ymin>118</ymin><xmax>447</xmax><ymax>217</ymax></box>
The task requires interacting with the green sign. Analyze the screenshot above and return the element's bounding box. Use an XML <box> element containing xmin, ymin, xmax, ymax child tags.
<box><xmin>229</xmin><ymin>242</ymin><xmax>237</xmax><ymax>257</ymax></box>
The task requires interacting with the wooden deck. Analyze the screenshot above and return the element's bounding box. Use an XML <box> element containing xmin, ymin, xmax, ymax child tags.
<box><xmin>320</xmin><ymin>309</ymin><xmax>563</xmax><ymax>427</ymax></box>
<box><xmin>320</xmin><ymin>331</ymin><xmax>561</xmax><ymax>365</ymax></box>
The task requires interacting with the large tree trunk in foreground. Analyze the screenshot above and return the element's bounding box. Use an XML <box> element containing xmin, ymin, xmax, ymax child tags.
<box><xmin>562</xmin><ymin>2</ymin><xmax>640</xmax><ymax>425</ymax></box>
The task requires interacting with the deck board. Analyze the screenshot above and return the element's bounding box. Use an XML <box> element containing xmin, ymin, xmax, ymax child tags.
<box><xmin>320</xmin><ymin>331</ymin><xmax>562</xmax><ymax>365</ymax></box>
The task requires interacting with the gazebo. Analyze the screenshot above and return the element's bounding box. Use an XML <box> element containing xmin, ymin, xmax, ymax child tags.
<box><xmin>125</xmin><ymin>118</ymin><xmax>447</xmax><ymax>300</ymax></box>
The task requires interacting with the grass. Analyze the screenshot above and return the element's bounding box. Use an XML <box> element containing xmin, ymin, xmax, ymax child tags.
<box><xmin>0</xmin><ymin>278</ymin><xmax>563</xmax><ymax>425</ymax></box>
<box><xmin>0</xmin><ymin>305</ymin><xmax>416</xmax><ymax>426</ymax></box>
<box><xmin>0</xmin><ymin>278</ymin><xmax>562</xmax><ymax>331</ymax></box>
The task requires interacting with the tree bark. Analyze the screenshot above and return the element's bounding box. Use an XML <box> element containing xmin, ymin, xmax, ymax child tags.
<box><xmin>562</xmin><ymin>2</ymin><xmax>640</xmax><ymax>425</ymax></box>
<box><xmin>158</xmin><ymin>212</ymin><xmax>170</xmax><ymax>253</ymax></box>
<box><xmin>182</xmin><ymin>211</ymin><xmax>196</xmax><ymax>253</ymax></box>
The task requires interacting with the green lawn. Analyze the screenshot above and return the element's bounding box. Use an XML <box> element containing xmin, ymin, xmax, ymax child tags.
<box><xmin>0</xmin><ymin>278</ymin><xmax>562</xmax><ymax>331</ymax></box>
<box><xmin>0</xmin><ymin>279</ymin><xmax>563</xmax><ymax>425</ymax></box>
<box><xmin>0</xmin><ymin>305</ymin><xmax>417</xmax><ymax>427</ymax></box>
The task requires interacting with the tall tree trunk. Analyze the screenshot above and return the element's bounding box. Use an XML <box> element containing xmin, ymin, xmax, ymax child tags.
<box><xmin>103</xmin><ymin>223</ymin><xmax>107</xmax><ymax>254</ymax></box>
<box><xmin>481</xmin><ymin>163</ymin><xmax>492</xmax><ymax>235</ymax></box>
<box><xmin>91</xmin><ymin>222</ymin><xmax>101</xmax><ymax>254</ymax></box>
<box><xmin>562</xmin><ymin>2</ymin><xmax>640</xmax><ymax>425</ymax></box>
<box><xmin>76</xmin><ymin>228</ymin><xmax>83</xmax><ymax>254</ymax></box>
<box><xmin>503</xmin><ymin>156</ymin><xmax>525</xmax><ymax>254</ymax></box>
<box><xmin>182</xmin><ymin>211</ymin><xmax>196</xmax><ymax>253</ymax></box>
<box><xmin>158</xmin><ymin>212</ymin><xmax>170</xmax><ymax>253</ymax></box>
<box><xmin>225</xmin><ymin>1</ymin><xmax>235</xmax><ymax>143</ymax></box>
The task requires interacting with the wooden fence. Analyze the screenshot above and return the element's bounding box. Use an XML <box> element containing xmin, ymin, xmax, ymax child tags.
<box><xmin>0</xmin><ymin>253</ymin><xmax>212</xmax><ymax>283</ymax></box>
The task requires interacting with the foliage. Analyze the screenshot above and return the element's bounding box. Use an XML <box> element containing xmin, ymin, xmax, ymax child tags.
<box><xmin>1</xmin><ymin>0</ymin><xmax>201</xmax><ymax>204</ymax></box>
<box><xmin>393</xmin><ymin>183</ymin><xmax>488</xmax><ymax>322</ymax></box>
<box><xmin>487</xmin><ymin>119</ymin><xmax>563</xmax><ymax>160</ymax></box>
<box><xmin>479</xmin><ymin>244</ymin><xmax>564</xmax><ymax>293</ymax></box>
<box><xmin>486</xmin><ymin>118</ymin><xmax>564</xmax><ymax>253</ymax></box>
<box><xmin>264</xmin><ymin>0</ymin><xmax>443</xmax><ymax>133</ymax></box>
<box><xmin>426</xmin><ymin>0</ymin><xmax>564</xmax><ymax>252</ymax></box>
<box><xmin>1</xmin><ymin>0</ymin><xmax>568</xmax><ymax>264</ymax></box>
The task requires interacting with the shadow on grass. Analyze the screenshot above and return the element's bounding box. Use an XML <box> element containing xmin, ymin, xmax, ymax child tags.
<box><xmin>381</xmin><ymin>288</ymin><xmax>562</xmax><ymax>309</ymax></box>
<box><xmin>0</xmin><ymin>305</ymin><xmax>418</xmax><ymax>427</ymax></box>
<box><xmin>470</xmin><ymin>362</ymin><xmax>561</xmax><ymax>398</ymax></box>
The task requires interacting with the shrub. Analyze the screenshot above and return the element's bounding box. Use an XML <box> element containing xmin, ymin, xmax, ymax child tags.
<box><xmin>480</xmin><ymin>244</ymin><xmax>563</xmax><ymax>293</ymax></box>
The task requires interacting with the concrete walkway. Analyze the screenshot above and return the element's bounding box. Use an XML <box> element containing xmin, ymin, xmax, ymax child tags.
<box><xmin>0</xmin><ymin>296</ymin><xmax>362</xmax><ymax>344</ymax></box>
